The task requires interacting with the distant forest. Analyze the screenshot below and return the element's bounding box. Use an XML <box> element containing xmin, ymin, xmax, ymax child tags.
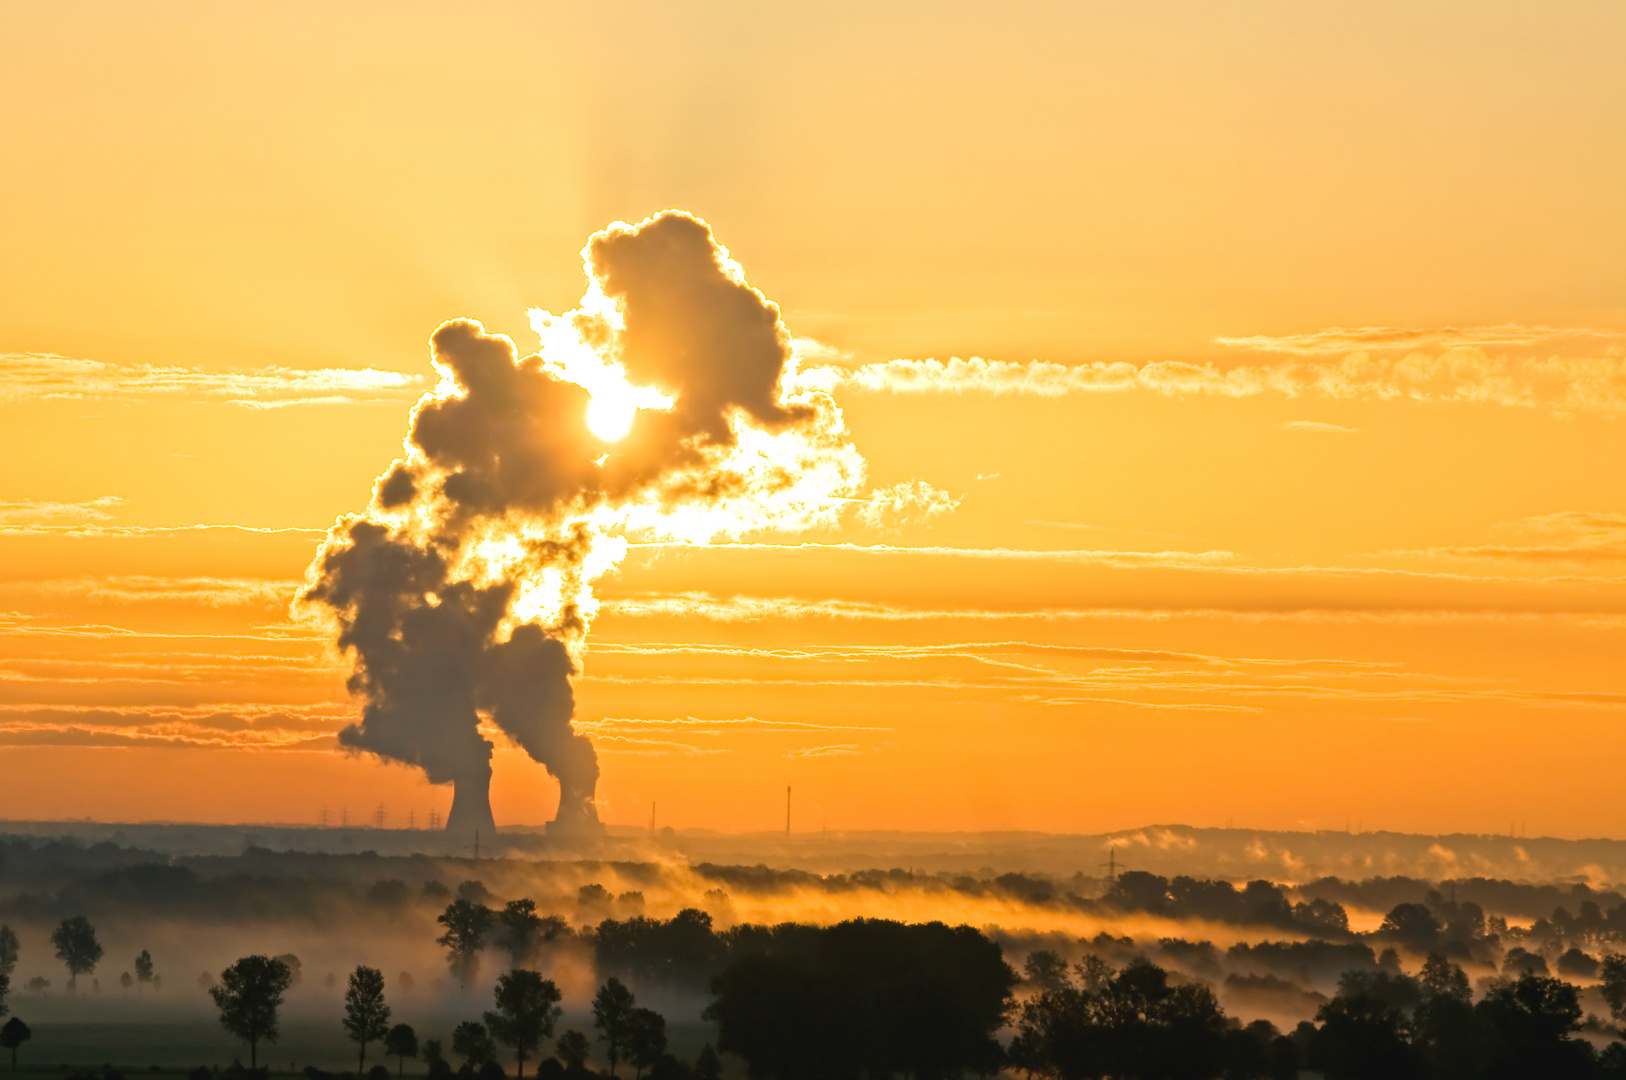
<box><xmin>6</xmin><ymin>838</ymin><xmax>1626</xmax><ymax>1078</ymax></box>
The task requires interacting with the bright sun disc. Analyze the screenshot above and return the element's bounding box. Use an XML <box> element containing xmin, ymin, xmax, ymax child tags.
<box><xmin>587</xmin><ymin>394</ymin><xmax>636</xmax><ymax>441</ymax></box>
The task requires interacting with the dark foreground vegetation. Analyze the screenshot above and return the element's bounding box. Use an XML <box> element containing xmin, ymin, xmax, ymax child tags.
<box><xmin>14</xmin><ymin>836</ymin><xmax>1626</xmax><ymax>1078</ymax></box>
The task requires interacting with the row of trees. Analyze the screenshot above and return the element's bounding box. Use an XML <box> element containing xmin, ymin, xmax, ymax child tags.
<box><xmin>0</xmin><ymin>927</ymin><xmax>33</xmax><ymax>1067</ymax></box>
<box><xmin>1012</xmin><ymin>950</ymin><xmax>1626</xmax><ymax>1080</ymax></box>
<box><xmin>208</xmin><ymin>955</ymin><xmax>716</xmax><ymax>1080</ymax></box>
<box><xmin>0</xmin><ymin>917</ymin><xmax>160</xmax><ymax>995</ymax></box>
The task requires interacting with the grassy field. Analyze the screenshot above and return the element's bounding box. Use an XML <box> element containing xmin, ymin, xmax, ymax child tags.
<box><xmin>2</xmin><ymin>1018</ymin><xmax>729</xmax><ymax>1076</ymax></box>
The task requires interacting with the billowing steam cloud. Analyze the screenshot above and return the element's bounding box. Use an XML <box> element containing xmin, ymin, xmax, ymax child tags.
<box><xmin>303</xmin><ymin>212</ymin><xmax>865</xmax><ymax>839</ymax></box>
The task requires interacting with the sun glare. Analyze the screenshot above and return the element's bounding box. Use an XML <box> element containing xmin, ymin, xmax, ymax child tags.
<box><xmin>586</xmin><ymin>391</ymin><xmax>638</xmax><ymax>441</ymax></box>
<box><xmin>529</xmin><ymin>305</ymin><xmax>673</xmax><ymax>443</ymax></box>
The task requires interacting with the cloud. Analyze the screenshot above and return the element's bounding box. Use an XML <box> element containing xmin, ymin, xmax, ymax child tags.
<box><xmin>1282</xmin><ymin>420</ymin><xmax>1357</xmax><ymax>434</ymax></box>
<box><xmin>1382</xmin><ymin>511</ymin><xmax>1626</xmax><ymax>564</ymax></box>
<box><xmin>855</xmin><ymin>480</ymin><xmax>961</xmax><ymax>530</ymax></box>
<box><xmin>0</xmin><ymin>496</ymin><xmax>127</xmax><ymax>525</ymax></box>
<box><xmin>800</xmin><ymin>327</ymin><xmax>1626</xmax><ymax>414</ymax></box>
<box><xmin>1215</xmin><ymin>324</ymin><xmax>1620</xmax><ymax>355</ymax></box>
<box><xmin>0</xmin><ymin>353</ymin><xmax>426</xmax><ymax>406</ymax></box>
<box><xmin>630</xmin><ymin>540</ymin><xmax>1236</xmax><ymax>566</ymax></box>
<box><xmin>0</xmin><ymin>703</ymin><xmax>350</xmax><ymax>751</ymax></box>
<box><xmin>0</xmin><ymin>576</ymin><xmax>299</xmax><ymax>607</ymax></box>
<box><xmin>0</xmin><ymin>522</ymin><xmax>325</xmax><ymax>538</ymax></box>
<box><xmin>598</xmin><ymin>592</ymin><xmax>1626</xmax><ymax>628</ymax></box>
<box><xmin>576</xmin><ymin>715</ymin><xmax>890</xmax><ymax>733</ymax></box>
<box><xmin>783</xmin><ymin>743</ymin><xmax>864</xmax><ymax>759</ymax></box>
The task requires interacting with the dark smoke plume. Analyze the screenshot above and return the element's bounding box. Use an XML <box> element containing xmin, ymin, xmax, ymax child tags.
<box><xmin>304</xmin><ymin>212</ymin><xmax>865</xmax><ymax>839</ymax></box>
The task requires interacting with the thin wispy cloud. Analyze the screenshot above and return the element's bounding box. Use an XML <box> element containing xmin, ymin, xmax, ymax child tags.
<box><xmin>798</xmin><ymin>327</ymin><xmax>1626</xmax><ymax>414</ymax></box>
<box><xmin>0</xmin><ymin>575</ymin><xmax>301</xmax><ymax>606</ymax></box>
<box><xmin>599</xmin><ymin>592</ymin><xmax>1626</xmax><ymax>626</ymax></box>
<box><xmin>0</xmin><ymin>352</ymin><xmax>426</xmax><ymax>407</ymax></box>
<box><xmin>1282</xmin><ymin>420</ymin><xmax>1357</xmax><ymax>434</ymax></box>
<box><xmin>0</xmin><ymin>496</ymin><xmax>127</xmax><ymax>525</ymax></box>
<box><xmin>1216</xmin><ymin>324</ymin><xmax>1620</xmax><ymax>355</ymax></box>
<box><xmin>0</xmin><ymin>522</ymin><xmax>325</xmax><ymax>538</ymax></box>
<box><xmin>783</xmin><ymin>743</ymin><xmax>864</xmax><ymax>759</ymax></box>
<box><xmin>631</xmin><ymin>540</ymin><xmax>1237</xmax><ymax>567</ymax></box>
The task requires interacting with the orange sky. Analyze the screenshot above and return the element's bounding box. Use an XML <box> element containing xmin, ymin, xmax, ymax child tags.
<box><xmin>3</xmin><ymin>1</ymin><xmax>1626</xmax><ymax>836</ymax></box>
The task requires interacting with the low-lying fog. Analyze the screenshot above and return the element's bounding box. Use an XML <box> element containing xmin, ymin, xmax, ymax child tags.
<box><xmin>5</xmin><ymin>822</ymin><xmax>1626</xmax><ymax>1067</ymax></box>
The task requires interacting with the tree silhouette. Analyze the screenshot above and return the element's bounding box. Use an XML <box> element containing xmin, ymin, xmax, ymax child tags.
<box><xmin>384</xmin><ymin>1023</ymin><xmax>418</xmax><ymax>1077</ymax></box>
<box><xmin>0</xmin><ymin>1017</ymin><xmax>27</xmax><ymax>1071</ymax></box>
<box><xmin>1601</xmin><ymin>954</ymin><xmax>1626</xmax><ymax>1023</ymax></box>
<box><xmin>274</xmin><ymin>954</ymin><xmax>304</xmax><ymax>987</ymax></box>
<box><xmin>1380</xmin><ymin>904</ymin><xmax>1442</xmax><ymax>954</ymax></box>
<box><xmin>0</xmin><ymin>927</ymin><xmax>17</xmax><ymax>979</ymax></box>
<box><xmin>209</xmin><ymin>954</ymin><xmax>293</xmax><ymax>1071</ymax></box>
<box><xmin>624</xmin><ymin>1008</ymin><xmax>666</xmax><ymax>1080</ymax></box>
<box><xmin>711</xmin><ymin>919</ymin><xmax>1016</xmax><ymax>1080</ymax></box>
<box><xmin>452</xmin><ymin>1021</ymin><xmax>496</xmax><ymax>1069</ymax></box>
<box><xmin>1476</xmin><ymin>972</ymin><xmax>1591</xmax><ymax>1080</ymax></box>
<box><xmin>554</xmin><ymin>1030</ymin><xmax>589</xmax><ymax>1071</ymax></box>
<box><xmin>496</xmin><ymin>900</ymin><xmax>568</xmax><ymax>966</ymax></box>
<box><xmin>50</xmin><ymin>916</ymin><xmax>103</xmax><ymax>991</ymax></box>
<box><xmin>1024</xmin><ymin>950</ymin><xmax>1071</xmax><ymax>994</ymax></box>
<box><xmin>691</xmin><ymin>1045</ymin><xmax>721</xmax><ymax>1080</ymax></box>
<box><xmin>344</xmin><ymin>965</ymin><xmax>393</xmax><ymax>1074</ymax></box>
<box><xmin>483</xmin><ymin>969</ymin><xmax>562</xmax><ymax>1079</ymax></box>
<box><xmin>134</xmin><ymin>950</ymin><xmax>154</xmax><ymax>994</ymax></box>
<box><xmin>0</xmin><ymin>972</ymin><xmax>7</xmax><ymax>1020</ymax></box>
<box><xmin>422</xmin><ymin>1038</ymin><xmax>448</xmax><ymax>1080</ymax></box>
<box><xmin>1312</xmin><ymin>989</ymin><xmax>1420</xmax><ymax>1080</ymax></box>
<box><xmin>119</xmin><ymin>972</ymin><xmax>133</xmax><ymax>992</ymax></box>
<box><xmin>592</xmin><ymin>977</ymin><xmax>637</xmax><ymax>1078</ymax></box>
<box><xmin>436</xmin><ymin>900</ymin><xmax>495</xmax><ymax>987</ymax></box>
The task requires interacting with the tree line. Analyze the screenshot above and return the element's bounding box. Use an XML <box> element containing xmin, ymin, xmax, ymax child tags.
<box><xmin>207</xmin><ymin>955</ymin><xmax>718</xmax><ymax>1080</ymax></box>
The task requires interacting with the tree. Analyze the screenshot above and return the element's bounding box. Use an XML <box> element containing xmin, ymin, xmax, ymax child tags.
<box><xmin>0</xmin><ymin>972</ymin><xmax>7</xmax><ymax>1020</ymax></box>
<box><xmin>1380</xmin><ymin>903</ymin><xmax>1441</xmax><ymax>953</ymax></box>
<box><xmin>422</xmin><ymin>1038</ymin><xmax>448</xmax><ymax>1080</ymax></box>
<box><xmin>209</xmin><ymin>954</ymin><xmax>293</xmax><ymax>1071</ymax></box>
<box><xmin>624</xmin><ymin>1008</ymin><xmax>666</xmax><ymax>1080</ymax></box>
<box><xmin>1312</xmin><ymin>990</ymin><xmax>1420</xmax><ymax>1080</ymax></box>
<box><xmin>119</xmin><ymin>972</ymin><xmax>133</xmax><ymax>992</ymax></box>
<box><xmin>0</xmin><ymin>1017</ymin><xmax>27</xmax><ymax>1070</ymax></box>
<box><xmin>344</xmin><ymin>965</ymin><xmax>393</xmax><ymax>1074</ymax></box>
<box><xmin>385</xmin><ymin>1023</ymin><xmax>419</xmax><ymax>1077</ymax></box>
<box><xmin>50</xmin><ymin>916</ymin><xmax>103</xmax><ymax>991</ymax></box>
<box><xmin>1024</xmin><ymin>950</ymin><xmax>1071</xmax><ymax>994</ymax></box>
<box><xmin>1419</xmin><ymin>954</ymin><xmax>1471</xmax><ymax>1004</ymax></box>
<box><xmin>484</xmin><ymin>969</ymin><xmax>562</xmax><ymax>1080</ymax></box>
<box><xmin>452</xmin><ymin>1021</ymin><xmax>496</xmax><ymax>1068</ymax></box>
<box><xmin>134</xmin><ymin>950</ymin><xmax>155</xmax><ymax>993</ymax></box>
<box><xmin>593</xmin><ymin>977</ymin><xmax>637</xmax><ymax>1077</ymax></box>
<box><xmin>274</xmin><ymin>954</ymin><xmax>304</xmax><ymax>987</ymax></box>
<box><xmin>1475</xmin><ymin>972</ymin><xmax>1592</xmax><ymax>1080</ymax></box>
<box><xmin>437</xmin><ymin>900</ymin><xmax>495</xmax><ymax>987</ymax></box>
<box><xmin>554</xmin><ymin>1030</ymin><xmax>589</xmax><ymax>1070</ymax></box>
<box><xmin>496</xmin><ymin>900</ymin><xmax>543</xmax><ymax>965</ymax></box>
<box><xmin>0</xmin><ymin>927</ymin><xmax>17</xmax><ymax>978</ymax></box>
<box><xmin>1601</xmin><ymin>954</ymin><xmax>1626</xmax><ymax>1023</ymax></box>
<box><xmin>709</xmin><ymin>919</ymin><xmax>1015</xmax><ymax>1080</ymax></box>
<box><xmin>691</xmin><ymin>1045</ymin><xmax>721</xmax><ymax>1080</ymax></box>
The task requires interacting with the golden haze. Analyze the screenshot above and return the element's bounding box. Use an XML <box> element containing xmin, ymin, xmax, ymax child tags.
<box><xmin>2</xmin><ymin>2</ymin><xmax>1625</xmax><ymax>835</ymax></box>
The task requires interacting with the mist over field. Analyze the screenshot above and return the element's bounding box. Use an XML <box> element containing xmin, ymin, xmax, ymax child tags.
<box><xmin>8</xmin><ymin>821</ymin><xmax>1626</xmax><ymax>1071</ymax></box>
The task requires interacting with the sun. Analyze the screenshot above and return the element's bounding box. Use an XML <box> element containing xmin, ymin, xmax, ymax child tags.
<box><xmin>528</xmin><ymin>306</ymin><xmax>673</xmax><ymax>443</ymax></box>
<box><xmin>586</xmin><ymin>390</ymin><xmax>639</xmax><ymax>442</ymax></box>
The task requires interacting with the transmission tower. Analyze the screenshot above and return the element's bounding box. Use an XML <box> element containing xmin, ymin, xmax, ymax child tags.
<box><xmin>1099</xmin><ymin>846</ymin><xmax>1123</xmax><ymax>883</ymax></box>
